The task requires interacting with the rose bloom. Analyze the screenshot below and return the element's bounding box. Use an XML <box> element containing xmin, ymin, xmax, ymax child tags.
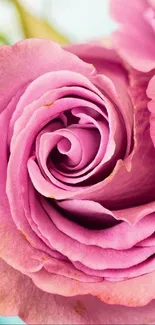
<box><xmin>1</xmin><ymin>37</ymin><xmax>155</xmax><ymax>324</ymax></box>
<box><xmin>110</xmin><ymin>0</ymin><xmax>155</xmax><ymax>153</ymax></box>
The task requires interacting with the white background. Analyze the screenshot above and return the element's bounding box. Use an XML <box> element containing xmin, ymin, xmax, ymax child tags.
<box><xmin>0</xmin><ymin>0</ymin><xmax>117</xmax><ymax>43</ymax></box>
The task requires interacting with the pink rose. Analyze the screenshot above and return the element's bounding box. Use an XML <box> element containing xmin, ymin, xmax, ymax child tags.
<box><xmin>110</xmin><ymin>0</ymin><xmax>155</xmax><ymax>154</ymax></box>
<box><xmin>1</xmin><ymin>38</ymin><xmax>155</xmax><ymax>324</ymax></box>
<box><xmin>110</xmin><ymin>0</ymin><xmax>155</xmax><ymax>72</ymax></box>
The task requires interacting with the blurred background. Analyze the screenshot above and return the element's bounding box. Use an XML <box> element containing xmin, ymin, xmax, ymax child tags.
<box><xmin>0</xmin><ymin>0</ymin><xmax>116</xmax><ymax>44</ymax></box>
<box><xmin>0</xmin><ymin>0</ymin><xmax>116</xmax><ymax>323</ymax></box>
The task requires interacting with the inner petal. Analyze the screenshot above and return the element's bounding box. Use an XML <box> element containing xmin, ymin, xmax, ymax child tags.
<box><xmin>54</xmin><ymin>126</ymin><xmax>100</xmax><ymax>172</ymax></box>
<box><xmin>56</xmin><ymin>135</ymin><xmax>81</xmax><ymax>167</ymax></box>
<box><xmin>50</xmin><ymin>107</ymin><xmax>111</xmax><ymax>185</ymax></box>
<box><xmin>57</xmin><ymin>138</ymin><xmax>71</xmax><ymax>154</ymax></box>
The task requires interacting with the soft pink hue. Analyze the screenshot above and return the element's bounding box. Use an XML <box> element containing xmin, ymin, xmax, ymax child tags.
<box><xmin>110</xmin><ymin>0</ymin><xmax>155</xmax><ymax>167</ymax></box>
<box><xmin>2</xmin><ymin>259</ymin><xmax>155</xmax><ymax>325</ymax></box>
<box><xmin>1</xmin><ymin>38</ymin><xmax>155</xmax><ymax>323</ymax></box>
<box><xmin>110</xmin><ymin>0</ymin><xmax>155</xmax><ymax>72</ymax></box>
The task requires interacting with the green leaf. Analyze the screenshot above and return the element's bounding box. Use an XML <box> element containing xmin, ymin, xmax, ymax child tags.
<box><xmin>0</xmin><ymin>34</ymin><xmax>10</xmax><ymax>45</ymax></box>
<box><xmin>13</xmin><ymin>0</ymin><xmax>70</xmax><ymax>45</ymax></box>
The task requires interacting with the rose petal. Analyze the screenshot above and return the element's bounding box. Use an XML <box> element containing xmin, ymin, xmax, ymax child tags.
<box><xmin>23</xmin><ymin>187</ymin><xmax>155</xmax><ymax>272</ymax></box>
<box><xmin>146</xmin><ymin>74</ymin><xmax>155</xmax><ymax>148</ymax></box>
<box><xmin>2</xmin><ymin>259</ymin><xmax>155</xmax><ymax>325</ymax></box>
<box><xmin>0</xmin><ymin>103</ymin><xmax>46</xmax><ymax>272</ymax></box>
<box><xmin>110</xmin><ymin>0</ymin><xmax>155</xmax><ymax>71</ymax></box>
<box><xmin>30</xmin><ymin>266</ymin><xmax>155</xmax><ymax>308</ymax></box>
<box><xmin>0</xmin><ymin>39</ymin><xmax>94</xmax><ymax>114</ymax></box>
<box><xmin>48</xmin><ymin>200</ymin><xmax>155</xmax><ymax>250</ymax></box>
<box><xmin>66</xmin><ymin>42</ymin><xmax>134</xmax><ymax>156</ymax></box>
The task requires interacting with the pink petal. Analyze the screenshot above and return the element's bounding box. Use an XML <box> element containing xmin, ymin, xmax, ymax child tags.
<box><xmin>0</xmin><ymin>102</ymin><xmax>46</xmax><ymax>272</ymax></box>
<box><xmin>49</xmin><ymin>201</ymin><xmax>155</xmax><ymax>249</ymax></box>
<box><xmin>66</xmin><ymin>42</ymin><xmax>133</xmax><ymax>158</ymax></box>
<box><xmin>2</xmin><ymin>259</ymin><xmax>155</xmax><ymax>325</ymax></box>
<box><xmin>149</xmin><ymin>0</ymin><xmax>155</xmax><ymax>7</ymax></box>
<box><xmin>0</xmin><ymin>39</ymin><xmax>94</xmax><ymax>115</ymax></box>
<box><xmin>146</xmin><ymin>74</ymin><xmax>155</xmax><ymax>148</ymax></box>
<box><xmin>25</xmin><ymin>188</ymin><xmax>155</xmax><ymax>272</ymax></box>
<box><xmin>110</xmin><ymin>0</ymin><xmax>155</xmax><ymax>71</ymax></box>
<box><xmin>30</xmin><ymin>266</ymin><xmax>155</xmax><ymax>308</ymax></box>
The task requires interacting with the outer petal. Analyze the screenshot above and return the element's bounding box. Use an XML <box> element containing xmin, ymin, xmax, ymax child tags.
<box><xmin>110</xmin><ymin>0</ymin><xmax>155</xmax><ymax>72</ymax></box>
<box><xmin>0</xmin><ymin>39</ymin><xmax>94</xmax><ymax>114</ymax></box>
<box><xmin>149</xmin><ymin>0</ymin><xmax>155</xmax><ymax>7</ymax></box>
<box><xmin>29</xmin><ymin>267</ymin><xmax>155</xmax><ymax>309</ymax></box>
<box><xmin>65</xmin><ymin>42</ymin><xmax>128</xmax><ymax>91</ymax></box>
<box><xmin>1</xmin><ymin>259</ymin><xmax>155</xmax><ymax>325</ymax></box>
<box><xmin>147</xmin><ymin>74</ymin><xmax>155</xmax><ymax>148</ymax></box>
<box><xmin>0</xmin><ymin>94</ymin><xmax>47</xmax><ymax>273</ymax></box>
<box><xmin>110</xmin><ymin>0</ymin><xmax>150</xmax><ymax>28</ymax></box>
